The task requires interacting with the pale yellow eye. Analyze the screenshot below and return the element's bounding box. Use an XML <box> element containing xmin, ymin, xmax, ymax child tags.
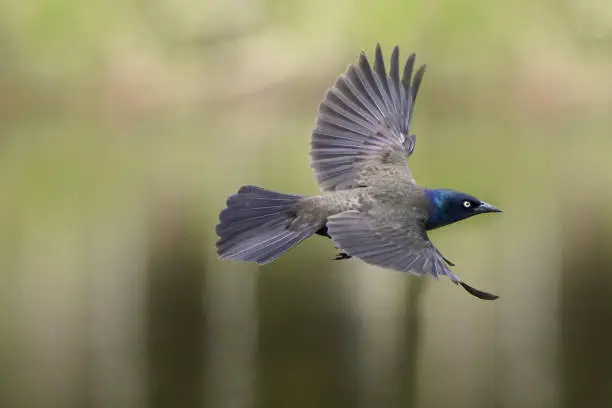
<box><xmin>462</xmin><ymin>200</ymin><xmax>471</xmax><ymax>208</ymax></box>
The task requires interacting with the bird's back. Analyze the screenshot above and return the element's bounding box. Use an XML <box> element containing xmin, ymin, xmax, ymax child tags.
<box><xmin>293</xmin><ymin>180</ymin><xmax>428</xmax><ymax>229</ymax></box>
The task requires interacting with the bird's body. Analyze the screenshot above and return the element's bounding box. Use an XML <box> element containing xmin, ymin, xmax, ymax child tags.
<box><xmin>216</xmin><ymin>44</ymin><xmax>502</xmax><ymax>300</ymax></box>
<box><xmin>292</xmin><ymin>183</ymin><xmax>427</xmax><ymax>232</ymax></box>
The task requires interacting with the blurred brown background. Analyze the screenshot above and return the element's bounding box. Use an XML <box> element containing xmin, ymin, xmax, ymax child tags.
<box><xmin>2</xmin><ymin>0</ymin><xmax>612</xmax><ymax>407</ymax></box>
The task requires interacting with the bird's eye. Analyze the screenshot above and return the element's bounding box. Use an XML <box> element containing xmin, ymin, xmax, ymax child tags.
<box><xmin>462</xmin><ymin>200</ymin><xmax>471</xmax><ymax>208</ymax></box>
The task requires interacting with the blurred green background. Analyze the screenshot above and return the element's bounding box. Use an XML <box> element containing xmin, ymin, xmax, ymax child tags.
<box><xmin>2</xmin><ymin>0</ymin><xmax>612</xmax><ymax>407</ymax></box>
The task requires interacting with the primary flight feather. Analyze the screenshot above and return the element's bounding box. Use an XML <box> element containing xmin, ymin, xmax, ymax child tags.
<box><xmin>215</xmin><ymin>44</ymin><xmax>502</xmax><ymax>300</ymax></box>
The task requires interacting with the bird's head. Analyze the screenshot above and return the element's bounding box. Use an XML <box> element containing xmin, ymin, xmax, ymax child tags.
<box><xmin>424</xmin><ymin>189</ymin><xmax>502</xmax><ymax>230</ymax></box>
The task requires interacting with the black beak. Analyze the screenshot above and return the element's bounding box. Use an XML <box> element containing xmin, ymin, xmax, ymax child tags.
<box><xmin>477</xmin><ymin>201</ymin><xmax>502</xmax><ymax>214</ymax></box>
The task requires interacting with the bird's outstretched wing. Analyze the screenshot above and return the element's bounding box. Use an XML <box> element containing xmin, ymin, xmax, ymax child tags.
<box><xmin>326</xmin><ymin>210</ymin><xmax>498</xmax><ymax>300</ymax></box>
<box><xmin>326</xmin><ymin>210</ymin><xmax>453</xmax><ymax>279</ymax></box>
<box><xmin>310</xmin><ymin>44</ymin><xmax>425</xmax><ymax>191</ymax></box>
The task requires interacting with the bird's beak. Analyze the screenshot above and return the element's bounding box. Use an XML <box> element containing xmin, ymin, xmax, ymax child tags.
<box><xmin>477</xmin><ymin>201</ymin><xmax>502</xmax><ymax>214</ymax></box>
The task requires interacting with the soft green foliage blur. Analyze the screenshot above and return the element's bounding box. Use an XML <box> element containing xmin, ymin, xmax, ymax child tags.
<box><xmin>2</xmin><ymin>1</ymin><xmax>612</xmax><ymax>407</ymax></box>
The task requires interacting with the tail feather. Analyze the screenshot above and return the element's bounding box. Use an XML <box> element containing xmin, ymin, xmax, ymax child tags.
<box><xmin>216</xmin><ymin>185</ymin><xmax>315</xmax><ymax>264</ymax></box>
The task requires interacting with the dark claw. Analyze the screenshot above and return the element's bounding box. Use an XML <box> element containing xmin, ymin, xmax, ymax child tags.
<box><xmin>315</xmin><ymin>223</ymin><xmax>351</xmax><ymax>261</ymax></box>
<box><xmin>333</xmin><ymin>252</ymin><xmax>352</xmax><ymax>260</ymax></box>
<box><xmin>458</xmin><ymin>281</ymin><xmax>499</xmax><ymax>300</ymax></box>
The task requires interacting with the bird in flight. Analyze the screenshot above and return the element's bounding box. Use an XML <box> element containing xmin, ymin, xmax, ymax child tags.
<box><xmin>215</xmin><ymin>44</ymin><xmax>502</xmax><ymax>300</ymax></box>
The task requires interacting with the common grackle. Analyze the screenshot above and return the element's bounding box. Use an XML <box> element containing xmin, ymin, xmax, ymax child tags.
<box><xmin>216</xmin><ymin>45</ymin><xmax>502</xmax><ymax>300</ymax></box>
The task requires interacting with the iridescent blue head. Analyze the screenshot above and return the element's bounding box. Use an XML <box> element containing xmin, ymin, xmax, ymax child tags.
<box><xmin>424</xmin><ymin>189</ymin><xmax>502</xmax><ymax>230</ymax></box>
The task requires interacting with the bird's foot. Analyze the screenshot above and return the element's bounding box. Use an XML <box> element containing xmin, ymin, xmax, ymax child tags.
<box><xmin>333</xmin><ymin>251</ymin><xmax>352</xmax><ymax>260</ymax></box>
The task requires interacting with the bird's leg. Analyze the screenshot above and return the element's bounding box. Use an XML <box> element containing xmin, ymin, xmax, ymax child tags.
<box><xmin>315</xmin><ymin>224</ymin><xmax>352</xmax><ymax>260</ymax></box>
<box><xmin>333</xmin><ymin>251</ymin><xmax>352</xmax><ymax>260</ymax></box>
<box><xmin>315</xmin><ymin>225</ymin><xmax>331</xmax><ymax>238</ymax></box>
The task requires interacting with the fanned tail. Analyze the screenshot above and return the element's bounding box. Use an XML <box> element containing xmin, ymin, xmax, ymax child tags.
<box><xmin>215</xmin><ymin>186</ymin><xmax>314</xmax><ymax>264</ymax></box>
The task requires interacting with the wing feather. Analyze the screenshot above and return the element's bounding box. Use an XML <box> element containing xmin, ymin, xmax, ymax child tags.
<box><xmin>326</xmin><ymin>210</ymin><xmax>499</xmax><ymax>299</ymax></box>
<box><xmin>311</xmin><ymin>45</ymin><xmax>426</xmax><ymax>191</ymax></box>
<box><xmin>326</xmin><ymin>210</ymin><xmax>457</xmax><ymax>280</ymax></box>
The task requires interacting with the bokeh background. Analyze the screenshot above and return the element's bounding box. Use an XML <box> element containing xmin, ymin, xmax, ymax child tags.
<box><xmin>2</xmin><ymin>0</ymin><xmax>612</xmax><ymax>407</ymax></box>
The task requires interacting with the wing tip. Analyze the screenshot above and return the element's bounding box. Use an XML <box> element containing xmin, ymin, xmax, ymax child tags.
<box><xmin>358</xmin><ymin>47</ymin><xmax>423</xmax><ymax>82</ymax></box>
<box><xmin>458</xmin><ymin>281</ymin><xmax>499</xmax><ymax>301</ymax></box>
<box><xmin>416</xmin><ymin>64</ymin><xmax>427</xmax><ymax>77</ymax></box>
<box><xmin>359</xmin><ymin>50</ymin><xmax>368</xmax><ymax>63</ymax></box>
